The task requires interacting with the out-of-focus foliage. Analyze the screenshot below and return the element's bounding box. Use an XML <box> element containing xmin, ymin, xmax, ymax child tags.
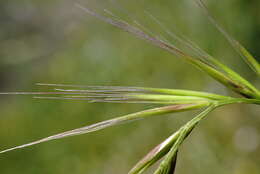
<box><xmin>0</xmin><ymin>0</ymin><xmax>259</xmax><ymax>173</ymax></box>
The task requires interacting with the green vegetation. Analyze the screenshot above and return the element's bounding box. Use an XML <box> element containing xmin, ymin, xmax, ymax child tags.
<box><xmin>0</xmin><ymin>0</ymin><xmax>259</xmax><ymax>173</ymax></box>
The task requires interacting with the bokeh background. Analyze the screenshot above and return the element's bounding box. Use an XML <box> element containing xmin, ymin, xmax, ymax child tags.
<box><xmin>0</xmin><ymin>0</ymin><xmax>259</xmax><ymax>173</ymax></box>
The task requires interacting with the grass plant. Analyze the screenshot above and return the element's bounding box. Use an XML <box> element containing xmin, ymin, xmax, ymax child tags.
<box><xmin>0</xmin><ymin>0</ymin><xmax>259</xmax><ymax>173</ymax></box>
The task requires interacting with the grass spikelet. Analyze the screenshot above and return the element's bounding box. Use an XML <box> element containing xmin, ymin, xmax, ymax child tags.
<box><xmin>195</xmin><ymin>0</ymin><xmax>260</xmax><ymax>75</ymax></box>
<box><xmin>0</xmin><ymin>103</ymin><xmax>206</xmax><ymax>154</ymax></box>
<box><xmin>154</xmin><ymin>105</ymin><xmax>216</xmax><ymax>174</ymax></box>
<box><xmin>0</xmin><ymin>84</ymin><xmax>225</xmax><ymax>104</ymax></box>
<box><xmin>128</xmin><ymin>131</ymin><xmax>180</xmax><ymax>174</ymax></box>
<box><xmin>144</xmin><ymin>10</ymin><xmax>259</xmax><ymax>97</ymax></box>
<box><xmin>75</xmin><ymin>3</ymin><xmax>260</xmax><ymax>99</ymax></box>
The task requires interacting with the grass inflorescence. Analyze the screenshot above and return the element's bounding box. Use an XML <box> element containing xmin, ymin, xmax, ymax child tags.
<box><xmin>0</xmin><ymin>0</ymin><xmax>259</xmax><ymax>173</ymax></box>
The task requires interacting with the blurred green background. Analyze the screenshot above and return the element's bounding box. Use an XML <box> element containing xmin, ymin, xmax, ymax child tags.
<box><xmin>0</xmin><ymin>0</ymin><xmax>259</xmax><ymax>173</ymax></box>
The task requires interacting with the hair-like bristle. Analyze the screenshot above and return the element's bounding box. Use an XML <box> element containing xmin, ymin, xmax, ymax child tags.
<box><xmin>75</xmin><ymin>3</ymin><xmax>189</xmax><ymax>58</ymax></box>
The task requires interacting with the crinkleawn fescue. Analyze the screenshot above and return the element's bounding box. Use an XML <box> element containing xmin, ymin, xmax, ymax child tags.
<box><xmin>0</xmin><ymin>0</ymin><xmax>259</xmax><ymax>173</ymax></box>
